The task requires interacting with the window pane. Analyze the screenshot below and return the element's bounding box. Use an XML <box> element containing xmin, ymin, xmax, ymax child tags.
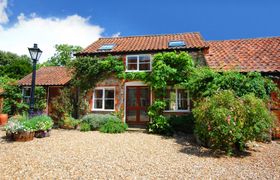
<box><xmin>168</xmin><ymin>41</ymin><xmax>186</xmax><ymax>47</ymax></box>
<box><xmin>94</xmin><ymin>100</ymin><xmax>103</xmax><ymax>109</ymax></box>
<box><xmin>127</xmin><ymin>56</ymin><xmax>137</xmax><ymax>63</ymax></box>
<box><xmin>165</xmin><ymin>89</ymin><xmax>176</xmax><ymax>110</ymax></box>
<box><xmin>139</xmin><ymin>63</ymin><xmax>150</xmax><ymax>71</ymax></box>
<box><xmin>105</xmin><ymin>100</ymin><xmax>114</xmax><ymax>109</ymax></box>
<box><xmin>127</xmin><ymin>87</ymin><xmax>137</xmax><ymax>107</ymax></box>
<box><xmin>177</xmin><ymin>90</ymin><xmax>188</xmax><ymax>110</ymax></box>
<box><xmin>127</xmin><ymin>110</ymin><xmax>137</xmax><ymax>122</ymax></box>
<box><xmin>127</xmin><ymin>64</ymin><xmax>137</xmax><ymax>70</ymax></box>
<box><xmin>139</xmin><ymin>55</ymin><xmax>150</xmax><ymax>63</ymax></box>
<box><xmin>140</xmin><ymin>110</ymin><xmax>149</xmax><ymax>122</ymax></box>
<box><xmin>177</xmin><ymin>99</ymin><xmax>188</xmax><ymax>110</ymax></box>
<box><xmin>177</xmin><ymin>89</ymin><xmax>188</xmax><ymax>98</ymax></box>
<box><xmin>99</xmin><ymin>44</ymin><xmax>115</xmax><ymax>50</ymax></box>
<box><xmin>105</xmin><ymin>89</ymin><xmax>114</xmax><ymax>98</ymax></box>
<box><xmin>94</xmin><ymin>89</ymin><xmax>103</xmax><ymax>98</ymax></box>
<box><xmin>24</xmin><ymin>88</ymin><xmax>31</xmax><ymax>97</ymax></box>
<box><xmin>140</xmin><ymin>87</ymin><xmax>149</xmax><ymax>107</ymax></box>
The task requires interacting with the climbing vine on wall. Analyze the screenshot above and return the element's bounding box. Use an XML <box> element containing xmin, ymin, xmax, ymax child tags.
<box><xmin>70</xmin><ymin>52</ymin><xmax>195</xmax><ymax>134</ymax></box>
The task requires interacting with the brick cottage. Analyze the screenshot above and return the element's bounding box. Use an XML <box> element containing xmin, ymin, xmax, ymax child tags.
<box><xmin>18</xmin><ymin>32</ymin><xmax>280</xmax><ymax>126</ymax></box>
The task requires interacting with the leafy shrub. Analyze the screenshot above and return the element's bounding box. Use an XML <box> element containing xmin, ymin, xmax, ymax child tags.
<box><xmin>80</xmin><ymin>122</ymin><xmax>91</xmax><ymax>132</ymax></box>
<box><xmin>51</xmin><ymin>88</ymin><xmax>73</xmax><ymax>122</ymax></box>
<box><xmin>99</xmin><ymin>119</ymin><xmax>128</xmax><ymax>133</ymax></box>
<box><xmin>1</xmin><ymin>76</ymin><xmax>46</xmax><ymax>115</ymax></box>
<box><xmin>81</xmin><ymin>114</ymin><xmax>120</xmax><ymax>130</ymax></box>
<box><xmin>50</xmin><ymin>88</ymin><xmax>89</xmax><ymax>121</ymax></box>
<box><xmin>185</xmin><ymin>68</ymin><xmax>278</xmax><ymax>100</ymax></box>
<box><xmin>169</xmin><ymin>114</ymin><xmax>195</xmax><ymax>134</ymax></box>
<box><xmin>193</xmin><ymin>90</ymin><xmax>274</xmax><ymax>154</ymax></box>
<box><xmin>30</xmin><ymin>115</ymin><xmax>53</xmax><ymax>131</ymax></box>
<box><xmin>147</xmin><ymin>100</ymin><xmax>172</xmax><ymax>135</ymax></box>
<box><xmin>59</xmin><ymin>114</ymin><xmax>80</xmax><ymax>129</ymax></box>
<box><xmin>148</xmin><ymin>115</ymin><xmax>172</xmax><ymax>135</ymax></box>
<box><xmin>1</xmin><ymin>77</ymin><xmax>29</xmax><ymax>115</ymax></box>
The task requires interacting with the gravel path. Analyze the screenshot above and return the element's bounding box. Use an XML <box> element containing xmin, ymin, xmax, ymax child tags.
<box><xmin>0</xmin><ymin>129</ymin><xmax>279</xmax><ymax>179</ymax></box>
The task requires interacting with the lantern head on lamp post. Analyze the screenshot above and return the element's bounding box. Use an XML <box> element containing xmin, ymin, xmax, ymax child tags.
<box><xmin>28</xmin><ymin>43</ymin><xmax>42</xmax><ymax>116</ymax></box>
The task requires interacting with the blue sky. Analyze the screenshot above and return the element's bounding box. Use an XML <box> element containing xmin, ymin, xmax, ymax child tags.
<box><xmin>8</xmin><ymin>0</ymin><xmax>280</xmax><ymax>40</ymax></box>
<box><xmin>0</xmin><ymin>0</ymin><xmax>279</xmax><ymax>61</ymax></box>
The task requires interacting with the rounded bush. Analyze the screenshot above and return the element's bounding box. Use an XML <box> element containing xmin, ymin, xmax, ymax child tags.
<box><xmin>80</xmin><ymin>122</ymin><xmax>91</xmax><ymax>132</ymax></box>
<box><xmin>81</xmin><ymin>114</ymin><xmax>120</xmax><ymax>130</ymax></box>
<box><xmin>99</xmin><ymin>119</ymin><xmax>128</xmax><ymax>133</ymax></box>
<box><xmin>193</xmin><ymin>90</ymin><xmax>274</xmax><ymax>154</ymax></box>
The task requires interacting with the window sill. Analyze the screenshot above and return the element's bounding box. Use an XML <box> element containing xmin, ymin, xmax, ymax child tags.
<box><xmin>125</xmin><ymin>70</ymin><xmax>152</xmax><ymax>72</ymax></box>
<box><xmin>163</xmin><ymin>110</ymin><xmax>190</xmax><ymax>113</ymax></box>
<box><xmin>92</xmin><ymin>109</ymin><xmax>115</xmax><ymax>112</ymax></box>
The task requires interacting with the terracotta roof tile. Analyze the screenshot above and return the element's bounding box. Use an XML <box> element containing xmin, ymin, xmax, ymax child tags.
<box><xmin>80</xmin><ymin>32</ymin><xmax>208</xmax><ymax>55</ymax></box>
<box><xmin>18</xmin><ymin>66</ymin><xmax>72</xmax><ymax>86</ymax></box>
<box><xmin>206</xmin><ymin>37</ymin><xmax>280</xmax><ymax>72</ymax></box>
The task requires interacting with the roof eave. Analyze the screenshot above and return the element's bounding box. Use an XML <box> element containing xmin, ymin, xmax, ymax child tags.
<box><xmin>77</xmin><ymin>46</ymin><xmax>209</xmax><ymax>56</ymax></box>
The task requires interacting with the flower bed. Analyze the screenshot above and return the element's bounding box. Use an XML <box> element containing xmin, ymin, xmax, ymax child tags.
<box><xmin>4</xmin><ymin>114</ymin><xmax>54</xmax><ymax>142</ymax></box>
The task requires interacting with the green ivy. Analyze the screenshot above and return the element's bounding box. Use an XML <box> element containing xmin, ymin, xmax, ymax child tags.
<box><xmin>184</xmin><ymin>67</ymin><xmax>277</xmax><ymax>100</ymax></box>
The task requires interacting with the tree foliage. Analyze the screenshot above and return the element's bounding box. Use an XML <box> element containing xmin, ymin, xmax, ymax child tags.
<box><xmin>41</xmin><ymin>44</ymin><xmax>82</xmax><ymax>67</ymax></box>
<box><xmin>0</xmin><ymin>51</ymin><xmax>32</xmax><ymax>79</ymax></box>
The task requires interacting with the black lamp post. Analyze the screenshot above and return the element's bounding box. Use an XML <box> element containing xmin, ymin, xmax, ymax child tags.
<box><xmin>28</xmin><ymin>43</ymin><xmax>42</xmax><ymax>116</ymax></box>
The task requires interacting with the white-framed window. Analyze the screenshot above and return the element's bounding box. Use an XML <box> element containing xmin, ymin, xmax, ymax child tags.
<box><xmin>164</xmin><ymin>88</ymin><xmax>190</xmax><ymax>112</ymax></box>
<box><xmin>126</xmin><ymin>54</ymin><xmax>152</xmax><ymax>72</ymax></box>
<box><xmin>92</xmin><ymin>87</ymin><xmax>115</xmax><ymax>111</ymax></box>
<box><xmin>22</xmin><ymin>87</ymin><xmax>31</xmax><ymax>104</ymax></box>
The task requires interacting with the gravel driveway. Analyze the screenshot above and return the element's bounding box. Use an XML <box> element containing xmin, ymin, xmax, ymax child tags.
<box><xmin>0</xmin><ymin>129</ymin><xmax>279</xmax><ymax>179</ymax></box>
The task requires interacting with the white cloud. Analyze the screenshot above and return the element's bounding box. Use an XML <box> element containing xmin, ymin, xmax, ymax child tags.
<box><xmin>0</xmin><ymin>0</ymin><xmax>8</xmax><ymax>24</ymax></box>
<box><xmin>0</xmin><ymin>13</ymin><xmax>104</xmax><ymax>62</ymax></box>
<box><xmin>112</xmin><ymin>32</ymin><xmax>121</xmax><ymax>37</ymax></box>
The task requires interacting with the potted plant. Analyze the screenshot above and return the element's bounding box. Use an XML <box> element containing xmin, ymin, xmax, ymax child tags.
<box><xmin>32</xmin><ymin>115</ymin><xmax>54</xmax><ymax>138</ymax></box>
<box><xmin>0</xmin><ymin>99</ymin><xmax>8</xmax><ymax>125</ymax></box>
<box><xmin>5</xmin><ymin>118</ymin><xmax>36</xmax><ymax>142</ymax></box>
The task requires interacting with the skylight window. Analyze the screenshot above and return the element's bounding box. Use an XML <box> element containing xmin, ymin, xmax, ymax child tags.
<box><xmin>98</xmin><ymin>44</ymin><xmax>115</xmax><ymax>51</ymax></box>
<box><xmin>168</xmin><ymin>41</ymin><xmax>186</xmax><ymax>48</ymax></box>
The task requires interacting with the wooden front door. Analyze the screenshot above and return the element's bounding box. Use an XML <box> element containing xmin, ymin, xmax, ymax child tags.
<box><xmin>126</xmin><ymin>86</ymin><xmax>150</xmax><ymax>125</ymax></box>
